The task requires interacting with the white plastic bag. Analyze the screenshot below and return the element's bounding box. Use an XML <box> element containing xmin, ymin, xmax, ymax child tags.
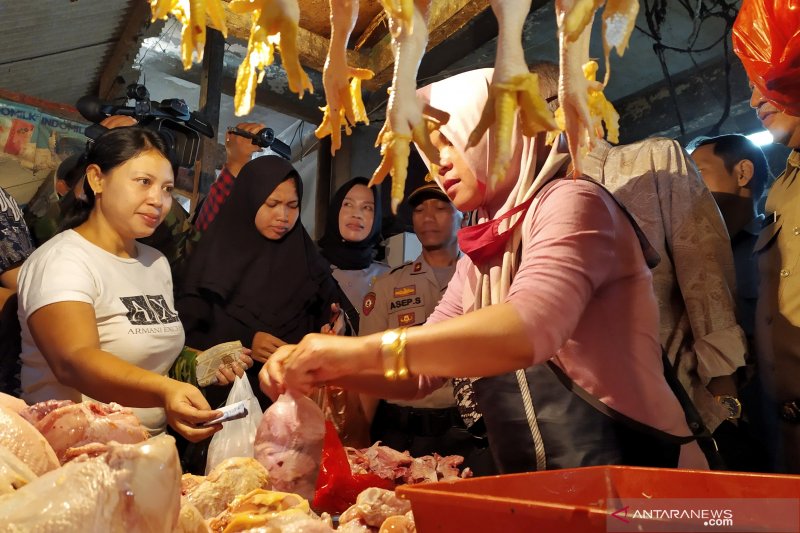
<box><xmin>205</xmin><ymin>376</ymin><xmax>263</xmax><ymax>474</ymax></box>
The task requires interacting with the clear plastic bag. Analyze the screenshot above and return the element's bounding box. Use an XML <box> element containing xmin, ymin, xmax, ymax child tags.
<box><xmin>254</xmin><ymin>390</ymin><xmax>325</xmax><ymax>501</ymax></box>
<box><xmin>733</xmin><ymin>0</ymin><xmax>800</xmax><ymax>115</ymax></box>
<box><xmin>205</xmin><ymin>375</ymin><xmax>263</xmax><ymax>474</ymax></box>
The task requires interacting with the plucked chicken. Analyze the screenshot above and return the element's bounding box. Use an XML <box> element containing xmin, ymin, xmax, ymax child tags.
<box><xmin>468</xmin><ymin>0</ymin><xmax>558</xmax><ymax>189</ymax></box>
<box><xmin>369</xmin><ymin>0</ymin><xmax>442</xmax><ymax>213</ymax></box>
<box><xmin>554</xmin><ymin>0</ymin><xmax>638</xmax><ymax>174</ymax></box>
<box><xmin>230</xmin><ymin>0</ymin><xmax>313</xmax><ymax>116</ymax></box>
<box><xmin>0</xmin><ymin>406</ymin><xmax>59</xmax><ymax>476</ymax></box>
<box><xmin>0</xmin><ymin>435</ymin><xmax>182</xmax><ymax>533</ymax></box>
<box><xmin>339</xmin><ymin>487</ymin><xmax>412</xmax><ymax>530</ymax></box>
<box><xmin>149</xmin><ymin>0</ymin><xmax>228</xmax><ymax>69</ymax></box>
<box><xmin>182</xmin><ymin>457</ymin><xmax>271</xmax><ymax>520</ymax></box>
<box><xmin>207</xmin><ymin>489</ymin><xmax>331</xmax><ymax>532</ymax></box>
<box><xmin>20</xmin><ymin>400</ymin><xmax>149</xmax><ymax>464</ymax></box>
<box><xmin>314</xmin><ymin>0</ymin><xmax>374</xmax><ymax>155</ymax></box>
<box><xmin>0</xmin><ymin>446</ymin><xmax>36</xmax><ymax>496</ymax></box>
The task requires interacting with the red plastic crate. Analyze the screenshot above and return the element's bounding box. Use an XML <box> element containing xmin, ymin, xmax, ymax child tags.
<box><xmin>395</xmin><ymin>466</ymin><xmax>800</xmax><ymax>532</ymax></box>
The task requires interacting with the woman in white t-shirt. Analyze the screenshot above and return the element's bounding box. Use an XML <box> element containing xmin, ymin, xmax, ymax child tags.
<box><xmin>17</xmin><ymin>126</ymin><xmax>242</xmax><ymax>441</ymax></box>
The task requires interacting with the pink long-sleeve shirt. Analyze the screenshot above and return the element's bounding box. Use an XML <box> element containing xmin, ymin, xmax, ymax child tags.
<box><xmin>420</xmin><ymin>179</ymin><xmax>705</xmax><ymax>466</ymax></box>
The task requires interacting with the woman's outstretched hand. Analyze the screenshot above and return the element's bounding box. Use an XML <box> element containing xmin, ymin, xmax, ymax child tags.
<box><xmin>261</xmin><ymin>333</ymin><xmax>372</xmax><ymax>397</ymax></box>
<box><xmin>163</xmin><ymin>381</ymin><xmax>221</xmax><ymax>442</ymax></box>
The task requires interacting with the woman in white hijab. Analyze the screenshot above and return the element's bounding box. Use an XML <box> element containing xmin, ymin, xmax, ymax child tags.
<box><xmin>261</xmin><ymin>66</ymin><xmax>706</xmax><ymax>473</ymax></box>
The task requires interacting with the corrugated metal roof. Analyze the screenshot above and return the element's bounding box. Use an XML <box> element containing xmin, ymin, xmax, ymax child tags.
<box><xmin>0</xmin><ymin>0</ymin><xmax>133</xmax><ymax>107</ymax></box>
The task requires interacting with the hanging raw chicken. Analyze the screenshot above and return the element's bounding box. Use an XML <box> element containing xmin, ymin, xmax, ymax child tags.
<box><xmin>149</xmin><ymin>0</ymin><xmax>228</xmax><ymax>70</ymax></box>
<box><xmin>369</xmin><ymin>0</ymin><xmax>443</xmax><ymax>213</ymax></box>
<box><xmin>467</xmin><ymin>0</ymin><xmax>559</xmax><ymax>190</ymax></box>
<box><xmin>230</xmin><ymin>0</ymin><xmax>314</xmax><ymax>116</ymax></box>
<box><xmin>314</xmin><ymin>0</ymin><xmax>374</xmax><ymax>155</ymax></box>
<box><xmin>554</xmin><ymin>0</ymin><xmax>637</xmax><ymax>175</ymax></box>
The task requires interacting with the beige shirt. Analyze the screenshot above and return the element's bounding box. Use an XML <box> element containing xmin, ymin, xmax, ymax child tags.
<box><xmin>755</xmin><ymin>150</ymin><xmax>800</xmax><ymax>404</ymax></box>
<box><xmin>584</xmin><ymin>138</ymin><xmax>748</xmax><ymax>432</ymax></box>
<box><xmin>360</xmin><ymin>255</ymin><xmax>455</xmax><ymax>409</ymax></box>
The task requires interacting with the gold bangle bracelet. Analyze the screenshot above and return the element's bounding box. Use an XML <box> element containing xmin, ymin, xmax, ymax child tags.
<box><xmin>380</xmin><ymin>327</ymin><xmax>409</xmax><ymax>381</ymax></box>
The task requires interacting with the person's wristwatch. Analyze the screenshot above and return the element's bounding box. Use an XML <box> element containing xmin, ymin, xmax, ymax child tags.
<box><xmin>715</xmin><ymin>395</ymin><xmax>743</xmax><ymax>420</ymax></box>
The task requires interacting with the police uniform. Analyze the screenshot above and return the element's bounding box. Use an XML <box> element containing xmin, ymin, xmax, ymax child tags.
<box><xmin>360</xmin><ymin>184</ymin><xmax>494</xmax><ymax>474</ymax></box>
<box><xmin>754</xmin><ymin>150</ymin><xmax>800</xmax><ymax>473</ymax></box>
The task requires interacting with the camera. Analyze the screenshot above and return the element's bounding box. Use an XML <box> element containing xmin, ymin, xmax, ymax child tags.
<box><xmin>227</xmin><ymin>127</ymin><xmax>292</xmax><ymax>161</ymax></box>
<box><xmin>76</xmin><ymin>84</ymin><xmax>214</xmax><ymax>169</ymax></box>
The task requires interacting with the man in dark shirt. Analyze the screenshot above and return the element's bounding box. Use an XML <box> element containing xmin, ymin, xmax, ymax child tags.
<box><xmin>689</xmin><ymin>134</ymin><xmax>771</xmax><ymax>341</ymax></box>
<box><xmin>689</xmin><ymin>133</ymin><xmax>772</xmax><ymax>471</ymax></box>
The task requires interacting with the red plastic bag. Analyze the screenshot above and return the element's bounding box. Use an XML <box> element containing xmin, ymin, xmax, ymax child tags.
<box><xmin>313</xmin><ymin>421</ymin><xmax>395</xmax><ymax>514</ymax></box>
<box><xmin>733</xmin><ymin>0</ymin><xmax>800</xmax><ymax>115</ymax></box>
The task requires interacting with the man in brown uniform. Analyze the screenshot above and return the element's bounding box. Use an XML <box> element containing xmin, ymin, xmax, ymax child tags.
<box><xmin>360</xmin><ymin>183</ymin><xmax>494</xmax><ymax>474</ymax></box>
<box><xmin>748</xmin><ymin>86</ymin><xmax>800</xmax><ymax>472</ymax></box>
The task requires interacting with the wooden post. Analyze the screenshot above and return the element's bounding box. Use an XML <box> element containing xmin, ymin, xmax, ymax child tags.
<box><xmin>195</xmin><ymin>27</ymin><xmax>226</xmax><ymax>208</ymax></box>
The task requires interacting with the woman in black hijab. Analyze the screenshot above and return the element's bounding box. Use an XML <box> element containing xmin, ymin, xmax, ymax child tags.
<box><xmin>318</xmin><ymin>177</ymin><xmax>388</xmax><ymax>329</ymax></box>
<box><xmin>177</xmin><ymin>155</ymin><xmax>352</xmax><ymax>408</ymax></box>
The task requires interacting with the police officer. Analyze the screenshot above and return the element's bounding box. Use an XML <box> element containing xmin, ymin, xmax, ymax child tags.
<box><xmin>361</xmin><ymin>183</ymin><xmax>494</xmax><ymax>474</ymax></box>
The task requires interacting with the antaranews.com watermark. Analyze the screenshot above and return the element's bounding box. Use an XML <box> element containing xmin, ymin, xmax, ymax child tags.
<box><xmin>606</xmin><ymin>498</ymin><xmax>799</xmax><ymax>532</ymax></box>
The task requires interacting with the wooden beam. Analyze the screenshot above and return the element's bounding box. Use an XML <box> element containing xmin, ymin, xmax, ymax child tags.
<box><xmin>197</xmin><ymin>28</ymin><xmax>226</xmax><ymax>198</ymax></box>
<box><xmin>0</xmin><ymin>88</ymin><xmax>84</xmax><ymax>122</ymax></box>
<box><xmin>97</xmin><ymin>1</ymin><xmax>153</xmax><ymax>100</ymax></box>
<box><xmin>364</xmin><ymin>0</ymin><xmax>491</xmax><ymax>90</ymax></box>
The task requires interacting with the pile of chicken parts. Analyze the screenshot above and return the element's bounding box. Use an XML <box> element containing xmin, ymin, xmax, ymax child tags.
<box><xmin>0</xmin><ymin>391</ymin><xmax>469</xmax><ymax>532</ymax></box>
<box><xmin>150</xmin><ymin>0</ymin><xmax>640</xmax><ymax>211</ymax></box>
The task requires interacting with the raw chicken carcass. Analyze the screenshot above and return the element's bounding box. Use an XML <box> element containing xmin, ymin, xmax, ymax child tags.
<box><xmin>230</xmin><ymin>0</ymin><xmax>313</xmax><ymax>116</ymax></box>
<box><xmin>554</xmin><ymin>0</ymin><xmax>637</xmax><ymax>174</ymax></box>
<box><xmin>468</xmin><ymin>0</ymin><xmax>558</xmax><ymax>189</ymax></box>
<box><xmin>182</xmin><ymin>457</ymin><xmax>271</xmax><ymax>519</ymax></box>
<box><xmin>339</xmin><ymin>487</ymin><xmax>412</xmax><ymax>529</ymax></box>
<box><xmin>369</xmin><ymin>0</ymin><xmax>443</xmax><ymax>213</ymax></box>
<box><xmin>314</xmin><ymin>0</ymin><xmax>374</xmax><ymax>155</ymax></box>
<box><xmin>0</xmin><ymin>393</ymin><xmax>26</xmax><ymax>414</ymax></box>
<box><xmin>0</xmin><ymin>435</ymin><xmax>182</xmax><ymax>533</ymax></box>
<box><xmin>0</xmin><ymin>406</ymin><xmax>59</xmax><ymax>476</ymax></box>
<box><xmin>0</xmin><ymin>445</ymin><xmax>36</xmax><ymax>496</ymax></box>
<box><xmin>175</xmin><ymin>502</ymin><xmax>211</xmax><ymax>533</ymax></box>
<box><xmin>207</xmin><ymin>489</ymin><xmax>328</xmax><ymax>532</ymax></box>
<box><xmin>150</xmin><ymin>0</ymin><xmax>229</xmax><ymax>69</ymax></box>
<box><xmin>379</xmin><ymin>511</ymin><xmax>416</xmax><ymax>533</ymax></box>
<box><xmin>254</xmin><ymin>391</ymin><xmax>325</xmax><ymax>501</ymax></box>
<box><xmin>20</xmin><ymin>400</ymin><xmax>149</xmax><ymax>464</ymax></box>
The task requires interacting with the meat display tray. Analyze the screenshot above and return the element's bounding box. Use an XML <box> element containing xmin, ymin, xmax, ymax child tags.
<box><xmin>396</xmin><ymin>465</ymin><xmax>800</xmax><ymax>532</ymax></box>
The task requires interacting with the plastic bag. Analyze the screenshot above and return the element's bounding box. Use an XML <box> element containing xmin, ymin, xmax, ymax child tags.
<box><xmin>313</xmin><ymin>420</ymin><xmax>395</xmax><ymax>515</ymax></box>
<box><xmin>311</xmin><ymin>385</ymin><xmax>371</xmax><ymax>448</ymax></box>
<box><xmin>733</xmin><ymin>0</ymin><xmax>800</xmax><ymax>115</ymax></box>
<box><xmin>205</xmin><ymin>375</ymin><xmax>263</xmax><ymax>474</ymax></box>
<box><xmin>254</xmin><ymin>390</ymin><xmax>325</xmax><ymax>501</ymax></box>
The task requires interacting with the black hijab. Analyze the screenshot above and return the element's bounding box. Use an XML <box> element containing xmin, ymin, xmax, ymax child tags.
<box><xmin>179</xmin><ymin>156</ymin><xmax>336</xmax><ymax>344</ymax></box>
<box><xmin>318</xmin><ymin>177</ymin><xmax>383</xmax><ymax>270</ymax></box>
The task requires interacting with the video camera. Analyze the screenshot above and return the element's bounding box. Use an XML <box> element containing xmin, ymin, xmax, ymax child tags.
<box><xmin>227</xmin><ymin>127</ymin><xmax>292</xmax><ymax>161</ymax></box>
<box><xmin>76</xmin><ymin>84</ymin><xmax>215</xmax><ymax>169</ymax></box>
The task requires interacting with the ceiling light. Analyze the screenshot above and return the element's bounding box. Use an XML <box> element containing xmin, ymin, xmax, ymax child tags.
<box><xmin>746</xmin><ymin>130</ymin><xmax>773</xmax><ymax>147</ymax></box>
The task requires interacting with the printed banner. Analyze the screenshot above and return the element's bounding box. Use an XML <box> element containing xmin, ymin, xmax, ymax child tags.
<box><xmin>0</xmin><ymin>99</ymin><xmax>87</xmax><ymax>204</ymax></box>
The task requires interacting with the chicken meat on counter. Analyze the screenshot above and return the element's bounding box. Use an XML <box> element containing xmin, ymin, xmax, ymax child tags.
<box><xmin>0</xmin><ymin>435</ymin><xmax>182</xmax><ymax>533</ymax></box>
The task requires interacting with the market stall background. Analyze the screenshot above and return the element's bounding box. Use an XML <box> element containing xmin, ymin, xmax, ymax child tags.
<box><xmin>0</xmin><ymin>0</ymin><xmax>791</xmax><ymax>237</ymax></box>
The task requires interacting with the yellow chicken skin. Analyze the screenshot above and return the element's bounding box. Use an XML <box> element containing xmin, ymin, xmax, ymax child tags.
<box><xmin>369</xmin><ymin>0</ymin><xmax>441</xmax><ymax>214</ymax></box>
<box><xmin>315</xmin><ymin>0</ymin><xmax>374</xmax><ymax>155</ymax></box>
<box><xmin>149</xmin><ymin>0</ymin><xmax>228</xmax><ymax>70</ymax></box>
<box><xmin>554</xmin><ymin>0</ymin><xmax>628</xmax><ymax>174</ymax></box>
<box><xmin>230</xmin><ymin>0</ymin><xmax>313</xmax><ymax>116</ymax></box>
<box><xmin>468</xmin><ymin>0</ymin><xmax>558</xmax><ymax>190</ymax></box>
<box><xmin>380</xmin><ymin>0</ymin><xmax>415</xmax><ymax>38</ymax></box>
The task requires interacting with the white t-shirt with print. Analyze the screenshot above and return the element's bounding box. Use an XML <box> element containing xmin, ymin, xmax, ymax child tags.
<box><xmin>17</xmin><ymin>229</ymin><xmax>185</xmax><ymax>434</ymax></box>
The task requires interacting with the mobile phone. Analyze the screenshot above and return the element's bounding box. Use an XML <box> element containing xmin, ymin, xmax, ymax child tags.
<box><xmin>202</xmin><ymin>400</ymin><xmax>249</xmax><ymax>427</ymax></box>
